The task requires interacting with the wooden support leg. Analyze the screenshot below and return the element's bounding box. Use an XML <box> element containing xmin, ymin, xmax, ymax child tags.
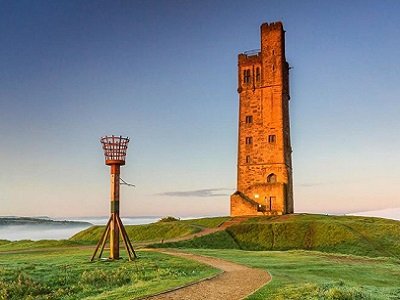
<box><xmin>116</xmin><ymin>215</ymin><xmax>137</xmax><ymax>259</ymax></box>
<box><xmin>91</xmin><ymin>216</ymin><xmax>112</xmax><ymax>261</ymax></box>
<box><xmin>98</xmin><ymin>225</ymin><xmax>110</xmax><ymax>259</ymax></box>
<box><xmin>116</xmin><ymin>217</ymin><xmax>133</xmax><ymax>261</ymax></box>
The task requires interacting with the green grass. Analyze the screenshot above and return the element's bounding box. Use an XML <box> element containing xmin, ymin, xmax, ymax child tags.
<box><xmin>0</xmin><ymin>240</ymin><xmax>81</xmax><ymax>252</ymax></box>
<box><xmin>1</xmin><ymin>214</ymin><xmax>399</xmax><ymax>299</ymax></box>
<box><xmin>70</xmin><ymin>222</ymin><xmax>201</xmax><ymax>244</ymax></box>
<box><xmin>0</xmin><ymin>247</ymin><xmax>219</xmax><ymax>299</ymax></box>
<box><xmin>70</xmin><ymin>217</ymin><xmax>230</xmax><ymax>245</ymax></box>
<box><xmin>151</xmin><ymin>230</ymin><xmax>239</xmax><ymax>249</ymax></box>
<box><xmin>180</xmin><ymin>217</ymin><xmax>230</xmax><ymax>228</ymax></box>
<box><xmin>155</xmin><ymin>214</ymin><xmax>400</xmax><ymax>259</ymax></box>
<box><xmin>185</xmin><ymin>249</ymin><xmax>400</xmax><ymax>300</ymax></box>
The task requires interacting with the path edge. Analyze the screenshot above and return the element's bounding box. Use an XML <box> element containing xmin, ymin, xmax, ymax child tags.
<box><xmin>138</xmin><ymin>248</ymin><xmax>224</xmax><ymax>300</ymax></box>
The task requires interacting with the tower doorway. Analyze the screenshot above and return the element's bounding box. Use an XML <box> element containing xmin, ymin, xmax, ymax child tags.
<box><xmin>268</xmin><ymin>196</ymin><xmax>276</xmax><ymax>210</ymax></box>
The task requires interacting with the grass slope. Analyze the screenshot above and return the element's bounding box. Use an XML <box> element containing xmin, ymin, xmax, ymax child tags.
<box><xmin>0</xmin><ymin>248</ymin><xmax>219</xmax><ymax>300</ymax></box>
<box><xmin>71</xmin><ymin>222</ymin><xmax>200</xmax><ymax>244</ymax></box>
<box><xmin>153</xmin><ymin>214</ymin><xmax>400</xmax><ymax>258</ymax></box>
<box><xmin>70</xmin><ymin>217</ymin><xmax>230</xmax><ymax>244</ymax></box>
<box><xmin>187</xmin><ymin>249</ymin><xmax>400</xmax><ymax>300</ymax></box>
<box><xmin>151</xmin><ymin>231</ymin><xmax>239</xmax><ymax>250</ymax></box>
<box><xmin>180</xmin><ymin>217</ymin><xmax>230</xmax><ymax>228</ymax></box>
<box><xmin>0</xmin><ymin>240</ymin><xmax>81</xmax><ymax>252</ymax></box>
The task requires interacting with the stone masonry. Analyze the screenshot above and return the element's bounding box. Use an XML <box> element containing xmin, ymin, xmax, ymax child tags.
<box><xmin>230</xmin><ymin>22</ymin><xmax>294</xmax><ymax>216</ymax></box>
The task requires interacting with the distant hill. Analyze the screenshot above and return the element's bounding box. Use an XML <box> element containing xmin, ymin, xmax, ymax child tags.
<box><xmin>70</xmin><ymin>217</ymin><xmax>229</xmax><ymax>243</ymax></box>
<box><xmin>150</xmin><ymin>214</ymin><xmax>400</xmax><ymax>259</ymax></box>
<box><xmin>0</xmin><ymin>217</ymin><xmax>91</xmax><ymax>227</ymax></box>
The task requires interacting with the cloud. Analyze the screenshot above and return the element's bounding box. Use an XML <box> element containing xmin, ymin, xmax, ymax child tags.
<box><xmin>157</xmin><ymin>188</ymin><xmax>232</xmax><ymax>198</ymax></box>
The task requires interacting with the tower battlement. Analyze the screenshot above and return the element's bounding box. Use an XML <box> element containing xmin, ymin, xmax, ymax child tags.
<box><xmin>231</xmin><ymin>21</ymin><xmax>294</xmax><ymax>216</ymax></box>
<box><xmin>261</xmin><ymin>21</ymin><xmax>284</xmax><ymax>31</ymax></box>
<box><xmin>238</xmin><ymin>52</ymin><xmax>261</xmax><ymax>65</ymax></box>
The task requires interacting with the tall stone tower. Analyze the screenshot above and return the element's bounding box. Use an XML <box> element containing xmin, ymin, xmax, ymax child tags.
<box><xmin>230</xmin><ymin>22</ymin><xmax>294</xmax><ymax>216</ymax></box>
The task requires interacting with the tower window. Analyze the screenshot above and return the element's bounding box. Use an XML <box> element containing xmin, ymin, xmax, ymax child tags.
<box><xmin>246</xmin><ymin>155</ymin><xmax>251</xmax><ymax>163</ymax></box>
<box><xmin>268</xmin><ymin>135</ymin><xmax>276</xmax><ymax>143</ymax></box>
<box><xmin>245</xmin><ymin>115</ymin><xmax>253</xmax><ymax>124</ymax></box>
<box><xmin>245</xmin><ymin>137</ymin><xmax>253</xmax><ymax>145</ymax></box>
<box><xmin>256</xmin><ymin>67</ymin><xmax>260</xmax><ymax>82</ymax></box>
<box><xmin>267</xmin><ymin>173</ymin><xmax>277</xmax><ymax>183</ymax></box>
<box><xmin>243</xmin><ymin>69</ymin><xmax>251</xmax><ymax>83</ymax></box>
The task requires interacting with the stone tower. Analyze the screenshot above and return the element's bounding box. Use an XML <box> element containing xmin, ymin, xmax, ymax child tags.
<box><xmin>230</xmin><ymin>22</ymin><xmax>294</xmax><ymax>216</ymax></box>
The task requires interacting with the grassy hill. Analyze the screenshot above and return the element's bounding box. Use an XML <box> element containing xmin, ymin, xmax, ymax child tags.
<box><xmin>1</xmin><ymin>214</ymin><xmax>399</xmax><ymax>299</ymax></box>
<box><xmin>151</xmin><ymin>214</ymin><xmax>400</xmax><ymax>259</ymax></box>
<box><xmin>70</xmin><ymin>217</ymin><xmax>229</xmax><ymax>244</ymax></box>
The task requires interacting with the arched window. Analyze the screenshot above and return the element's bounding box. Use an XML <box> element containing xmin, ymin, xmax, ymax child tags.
<box><xmin>267</xmin><ymin>173</ymin><xmax>277</xmax><ymax>183</ymax></box>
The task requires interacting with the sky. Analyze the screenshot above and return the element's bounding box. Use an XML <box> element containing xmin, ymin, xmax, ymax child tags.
<box><xmin>0</xmin><ymin>0</ymin><xmax>399</xmax><ymax>218</ymax></box>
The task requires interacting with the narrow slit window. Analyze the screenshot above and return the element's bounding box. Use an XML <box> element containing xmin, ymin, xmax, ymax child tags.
<box><xmin>246</xmin><ymin>155</ymin><xmax>251</xmax><ymax>163</ymax></box>
<box><xmin>268</xmin><ymin>135</ymin><xmax>276</xmax><ymax>143</ymax></box>
<box><xmin>256</xmin><ymin>67</ymin><xmax>260</xmax><ymax>82</ymax></box>
<box><xmin>245</xmin><ymin>115</ymin><xmax>253</xmax><ymax>124</ymax></box>
<box><xmin>243</xmin><ymin>69</ymin><xmax>251</xmax><ymax>83</ymax></box>
<box><xmin>245</xmin><ymin>137</ymin><xmax>253</xmax><ymax>145</ymax></box>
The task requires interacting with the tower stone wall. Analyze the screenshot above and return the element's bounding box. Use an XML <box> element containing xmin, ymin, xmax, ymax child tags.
<box><xmin>230</xmin><ymin>22</ymin><xmax>294</xmax><ymax>216</ymax></box>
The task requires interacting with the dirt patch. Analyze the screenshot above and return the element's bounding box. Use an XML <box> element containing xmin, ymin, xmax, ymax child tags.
<box><xmin>143</xmin><ymin>249</ymin><xmax>271</xmax><ymax>300</ymax></box>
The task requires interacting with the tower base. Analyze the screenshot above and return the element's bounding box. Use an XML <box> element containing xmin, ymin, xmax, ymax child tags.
<box><xmin>230</xmin><ymin>188</ymin><xmax>287</xmax><ymax>217</ymax></box>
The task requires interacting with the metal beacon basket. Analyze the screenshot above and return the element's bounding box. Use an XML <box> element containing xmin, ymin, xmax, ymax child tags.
<box><xmin>100</xmin><ymin>135</ymin><xmax>129</xmax><ymax>165</ymax></box>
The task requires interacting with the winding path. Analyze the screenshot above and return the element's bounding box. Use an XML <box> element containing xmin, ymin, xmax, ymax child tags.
<box><xmin>143</xmin><ymin>249</ymin><xmax>271</xmax><ymax>300</ymax></box>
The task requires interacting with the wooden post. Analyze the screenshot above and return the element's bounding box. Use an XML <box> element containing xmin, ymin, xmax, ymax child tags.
<box><xmin>110</xmin><ymin>164</ymin><xmax>120</xmax><ymax>259</ymax></box>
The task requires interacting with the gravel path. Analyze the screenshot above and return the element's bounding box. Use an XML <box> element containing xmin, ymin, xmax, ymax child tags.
<box><xmin>144</xmin><ymin>249</ymin><xmax>271</xmax><ymax>300</ymax></box>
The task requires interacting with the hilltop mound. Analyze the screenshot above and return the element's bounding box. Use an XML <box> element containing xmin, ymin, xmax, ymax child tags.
<box><xmin>70</xmin><ymin>217</ymin><xmax>229</xmax><ymax>244</ymax></box>
<box><xmin>151</xmin><ymin>214</ymin><xmax>400</xmax><ymax>259</ymax></box>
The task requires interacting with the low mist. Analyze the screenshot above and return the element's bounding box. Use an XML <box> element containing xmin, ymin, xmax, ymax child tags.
<box><xmin>0</xmin><ymin>224</ymin><xmax>92</xmax><ymax>241</ymax></box>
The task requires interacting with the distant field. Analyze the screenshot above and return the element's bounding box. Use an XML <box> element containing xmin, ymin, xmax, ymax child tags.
<box><xmin>0</xmin><ymin>247</ymin><xmax>219</xmax><ymax>300</ymax></box>
<box><xmin>0</xmin><ymin>239</ymin><xmax>80</xmax><ymax>252</ymax></box>
<box><xmin>153</xmin><ymin>214</ymin><xmax>400</xmax><ymax>259</ymax></box>
<box><xmin>0</xmin><ymin>217</ymin><xmax>90</xmax><ymax>227</ymax></box>
<box><xmin>186</xmin><ymin>249</ymin><xmax>400</xmax><ymax>300</ymax></box>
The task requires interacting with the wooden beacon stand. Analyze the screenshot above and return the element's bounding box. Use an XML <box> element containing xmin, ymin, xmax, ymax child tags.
<box><xmin>91</xmin><ymin>135</ymin><xmax>137</xmax><ymax>261</ymax></box>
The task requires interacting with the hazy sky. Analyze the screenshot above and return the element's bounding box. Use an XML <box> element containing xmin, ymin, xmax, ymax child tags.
<box><xmin>1</xmin><ymin>1</ymin><xmax>399</xmax><ymax>217</ymax></box>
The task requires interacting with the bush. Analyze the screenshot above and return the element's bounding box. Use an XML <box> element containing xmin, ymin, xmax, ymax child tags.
<box><xmin>158</xmin><ymin>216</ymin><xmax>180</xmax><ymax>223</ymax></box>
